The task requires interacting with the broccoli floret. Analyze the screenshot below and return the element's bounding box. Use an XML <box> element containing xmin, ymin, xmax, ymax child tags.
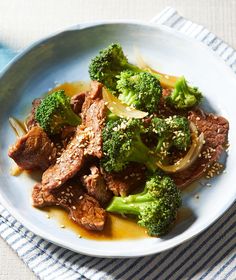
<box><xmin>116</xmin><ymin>70</ymin><xmax>162</xmax><ymax>113</ymax></box>
<box><xmin>106</xmin><ymin>172</ymin><xmax>181</xmax><ymax>236</ymax></box>
<box><xmin>167</xmin><ymin>76</ymin><xmax>202</xmax><ymax>109</ymax></box>
<box><xmin>150</xmin><ymin>116</ymin><xmax>191</xmax><ymax>159</ymax></box>
<box><xmin>89</xmin><ymin>43</ymin><xmax>140</xmax><ymax>91</ymax></box>
<box><xmin>167</xmin><ymin>116</ymin><xmax>191</xmax><ymax>150</ymax></box>
<box><xmin>35</xmin><ymin>90</ymin><xmax>81</xmax><ymax>135</ymax></box>
<box><xmin>101</xmin><ymin>118</ymin><xmax>158</xmax><ymax>173</ymax></box>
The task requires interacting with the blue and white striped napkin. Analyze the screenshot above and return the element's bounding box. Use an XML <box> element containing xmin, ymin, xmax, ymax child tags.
<box><xmin>0</xmin><ymin>7</ymin><xmax>236</xmax><ymax>280</ymax></box>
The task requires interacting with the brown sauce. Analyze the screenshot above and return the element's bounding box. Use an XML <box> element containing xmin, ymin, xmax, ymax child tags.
<box><xmin>42</xmin><ymin>207</ymin><xmax>148</xmax><ymax>241</ymax></box>
<box><xmin>49</xmin><ymin>81</ymin><xmax>91</xmax><ymax>97</ymax></box>
<box><xmin>175</xmin><ymin>207</ymin><xmax>193</xmax><ymax>224</ymax></box>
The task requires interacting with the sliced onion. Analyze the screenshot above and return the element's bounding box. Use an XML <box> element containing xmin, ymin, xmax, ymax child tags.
<box><xmin>135</xmin><ymin>48</ymin><xmax>179</xmax><ymax>89</ymax></box>
<box><xmin>155</xmin><ymin>122</ymin><xmax>204</xmax><ymax>173</ymax></box>
<box><xmin>102</xmin><ymin>88</ymin><xmax>148</xmax><ymax>119</ymax></box>
<box><xmin>9</xmin><ymin>117</ymin><xmax>27</xmax><ymax>138</ymax></box>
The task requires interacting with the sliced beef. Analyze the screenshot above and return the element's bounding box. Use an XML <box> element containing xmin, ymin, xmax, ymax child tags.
<box><xmin>25</xmin><ymin>98</ymin><xmax>42</xmax><ymax>130</ymax></box>
<box><xmin>81</xmin><ymin>165</ymin><xmax>112</xmax><ymax>206</ymax></box>
<box><xmin>102</xmin><ymin>164</ymin><xmax>146</xmax><ymax>197</ymax></box>
<box><xmin>42</xmin><ymin>127</ymin><xmax>85</xmax><ymax>191</ymax></box>
<box><xmin>32</xmin><ymin>182</ymin><xmax>106</xmax><ymax>231</ymax></box>
<box><xmin>171</xmin><ymin>110</ymin><xmax>229</xmax><ymax>188</ymax></box>
<box><xmin>70</xmin><ymin>92</ymin><xmax>86</xmax><ymax>114</ymax></box>
<box><xmin>41</xmin><ymin>82</ymin><xmax>106</xmax><ymax>192</ymax></box>
<box><xmin>8</xmin><ymin>126</ymin><xmax>57</xmax><ymax>170</ymax></box>
<box><xmin>81</xmin><ymin>81</ymin><xmax>107</xmax><ymax>158</ymax></box>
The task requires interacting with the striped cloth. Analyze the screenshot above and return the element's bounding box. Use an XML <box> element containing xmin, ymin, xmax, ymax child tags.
<box><xmin>0</xmin><ymin>7</ymin><xmax>236</xmax><ymax>280</ymax></box>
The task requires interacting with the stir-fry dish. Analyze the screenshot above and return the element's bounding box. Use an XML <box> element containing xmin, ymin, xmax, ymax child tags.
<box><xmin>8</xmin><ymin>43</ymin><xmax>229</xmax><ymax>237</ymax></box>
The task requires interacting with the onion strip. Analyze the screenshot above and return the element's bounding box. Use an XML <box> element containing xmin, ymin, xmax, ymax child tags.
<box><xmin>155</xmin><ymin>122</ymin><xmax>204</xmax><ymax>173</ymax></box>
<box><xmin>102</xmin><ymin>88</ymin><xmax>148</xmax><ymax>119</ymax></box>
<box><xmin>9</xmin><ymin>117</ymin><xmax>27</xmax><ymax>138</ymax></box>
<box><xmin>135</xmin><ymin>48</ymin><xmax>179</xmax><ymax>89</ymax></box>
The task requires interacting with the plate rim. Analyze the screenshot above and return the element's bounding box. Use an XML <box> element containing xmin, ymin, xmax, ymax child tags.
<box><xmin>0</xmin><ymin>20</ymin><xmax>235</xmax><ymax>258</ymax></box>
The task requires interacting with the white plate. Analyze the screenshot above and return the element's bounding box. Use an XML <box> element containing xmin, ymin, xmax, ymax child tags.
<box><xmin>0</xmin><ymin>21</ymin><xmax>235</xmax><ymax>257</ymax></box>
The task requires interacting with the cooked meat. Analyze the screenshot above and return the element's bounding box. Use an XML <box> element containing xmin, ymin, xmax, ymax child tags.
<box><xmin>155</xmin><ymin>89</ymin><xmax>181</xmax><ymax>118</ymax></box>
<box><xmin>102</xmin><ymin>164</ymin><xmax>146</xmax><ymax>197</ymax></box>
<box><xmin>8</xmin><ymin>126</ymin><xmax>57</xmax><ymax>170</ymax></box>
<box><xmin>70</xmin><ymin>92</ymin><xmax>86</xmax><ymax>114</ymax></box>
<box><xmin>41</xmin><ymin>82</ymin><xmax>107</xmax><ymax>191</ymax></box>
<box><xmin>60</xmin><ymin>126</ymin><xmax>77</xmax><ymax>140</ymax></box>
<box><xmin>171</xmin><ymin>110</ymin><xmax>229</xmax><ymax>188</ymax></box>
<box><xmin>42</xmin><ymin>127</ymin><xmax>85</xmax><ymax>191</ymax></box>
<box><xmin>89</xmin><ymin>81</ymin><xmax>103</xmax><ymax>99</ymax></box>
<box><xmin>81</xmin><ymin>81</ymin><xmax>107</xmax><ymax>158</ymax></box>
<box><xmin>25</xmin><ymin>98</ymin><xmax>42</xmax><ymax>130</ymax></box>
<box><xmin>32</xmin><ymin>182</ymin><xmax>106</xmax><ymax>231</ymax></box>
<box><xmin>81</xmin><ymin>165</ymin><xmax>112</xmax><ymax>206</ymax></box>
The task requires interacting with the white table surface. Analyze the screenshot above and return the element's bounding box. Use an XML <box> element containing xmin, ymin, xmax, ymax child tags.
<box><xmin>0</xmin><ymin>0</ymin><xmax>236</xmax><ymax>279</ymax></box>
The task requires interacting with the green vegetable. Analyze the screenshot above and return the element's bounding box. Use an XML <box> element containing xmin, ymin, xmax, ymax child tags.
<box><xmin>102</xmin><ymin>115</ymin><xmax>191</xmax><ymax>173</ymax></box>
<box><xmin>167</xmin><ymin>76</ymin><xmax>202</xmax><ymax>109</ymax></box>
<box><xmin>106</xmin><ymin>172</ymin><xmax>181</xmax><ymax>236</ymax></box>
<box><xmin>89</xmin><ymin>43</ymin><xmax>140</xmax><ymax>91</ymax></box>
<box><xmin>116</xmin><ymin>70</ymin><xmax>162</xmax><ymax>113</ymax></box>
<box><xmin>101</xmin><ymin>118</ymin><xmax>157</xmax><ymax>173</ymax></box>
<box><xmin>35</xmin><ymin>90</ymin><xmax>81</xmax><ymax>135</ymax></box>
<box><xmin>150</xmin><ymin>116</ymin><xmax>191</xmax><ymax>157</ymax></box>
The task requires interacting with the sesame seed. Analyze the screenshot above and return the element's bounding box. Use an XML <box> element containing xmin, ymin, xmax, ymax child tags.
<box><xmin>60</xmin><ymin>225</ymin><xmax>65</xmax><ymax>228</ymax></box>
<box><xmin>72</xmin><ymin>206</ymin><xmax>76</xmax><ymax>210</ymax></box>
<box><xmin>46</xmin><ymin>214</ymin><xmax>50</xmax><ymax>219</ymax></box>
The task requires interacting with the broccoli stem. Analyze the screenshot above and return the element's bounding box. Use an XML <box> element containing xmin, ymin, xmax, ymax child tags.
<box><xmin>62</xmin><ymin>108</ymin><xmax>81</xmax><ymax>126</ymax></box>
<box><xmin>119</xmin><ymin>91</ymin><xmax>137</xmax><ymax>106</ymax></box>
<box><xmin>128</xmin><ymin>136</ymin><xmax>157</xmax><ymax>172</ymax></box>
<box><xmin>106</xmin><ymin>193</ymin><xmax>152</xmax><ymax>215</ymax></box>
<box><xmin>106</xmin><ymin>196</ymin><xmax>140</xmax><ymax>215</ymax></box>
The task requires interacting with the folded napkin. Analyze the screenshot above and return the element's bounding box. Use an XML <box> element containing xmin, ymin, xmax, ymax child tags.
<box><xmin>0</xmin><ymin>7</ymin><xmax>235</xmax><ymax>280</ymax></box>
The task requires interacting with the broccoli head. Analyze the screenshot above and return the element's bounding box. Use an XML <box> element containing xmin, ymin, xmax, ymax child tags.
<box><xmin>89</xmin><ymin>43</ymin><xmax>139</xmax><ymax>91</ymax></box>
<box><xmin>116</xmin><ymin>70</ymin><xmax>162</xmax><ymax>113</ymax></box>
<box><xmin>149</xmin><ymin>116</ymin><xmax>191</xmax><ymax>159</ymax></box>
<box><xmin>167</xmin><ymin>76</ymin><xmax>202</xmax><ymax>109</ymax></box>
<box><xmin>35</xmin><ymin>90</ymin><xmax>81</xmax><ymax>135</ymax></box>
<box><xmin>166</xmin><ymin>115</ymin><xmax>191</xmax><ymax>150</ymax></box>
<box><xmin>147</xmin><ymin>116</ymin><xmax>191</xmax><ymax>162</ymax></box>
<box><xmin>101</xmin><ymin>118</ymin><xmax>157</xmax><ymax>173</ymax></box>
<box><xmin>106</xmin><ymin>172</ymin><xmax>181</xmax><ymax>236</ymax></box>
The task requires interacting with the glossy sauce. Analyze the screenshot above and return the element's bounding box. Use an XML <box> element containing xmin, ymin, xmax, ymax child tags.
<box><xmin>175</xmin><ymin>207</ymin><xmax>193</xmax><ymax>224</ymax></box>
<box><xmin>43</xmin><ymin>207</ymin><xmax>148</xmax><ymax>240</ymax></box>
<box><xmin>49</xmin><ymin>81</ymin><xmax>91</xmax><ymax>97</ymax></box>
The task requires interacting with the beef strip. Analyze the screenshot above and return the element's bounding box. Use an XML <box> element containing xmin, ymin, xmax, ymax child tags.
<box><xmin>25</xmin><ymin>98</ymin><xmax>42</xmax><ymax>130</ymax></box>
<box><xmin>42</xmin><ymin>127</ymin><xmax>85</xmax><ymax>191</ymax></box>
<box><xmin>70</xmin><ymin>92</ymin><xmax>86</xmax><ymax>114</ymax></box>
<box><xmin>81</xmin><ymin>81</ymin><xmax>107</xmax><ymax>158</ymax></box>
<box><xmin>81</xmin><ymin>165</ymin><xmax>112</xmax><ymax>206</ymax></box>
<box><xmin>8</xmin><ymin>126</ymin><xmax>57</xmax><ymax>170</ymax></box>
<box><xmin>41</xmin><ymin>81</ymin><xmax>106</xmax><ymax>191</ymax></box>
<box><xmin>171</xmin><ymin>110</ymin><xmax>229</xmax><ymax>188</ymax></box>
<box><xmin>32</xmin><ymin>182</ymin><xmax>106</xmax><ymax>231</ymax></box>
<box><xmin>102</xmin><ymin>164</ymin><xmax>146</xmax><ymax>197</ymax></box>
